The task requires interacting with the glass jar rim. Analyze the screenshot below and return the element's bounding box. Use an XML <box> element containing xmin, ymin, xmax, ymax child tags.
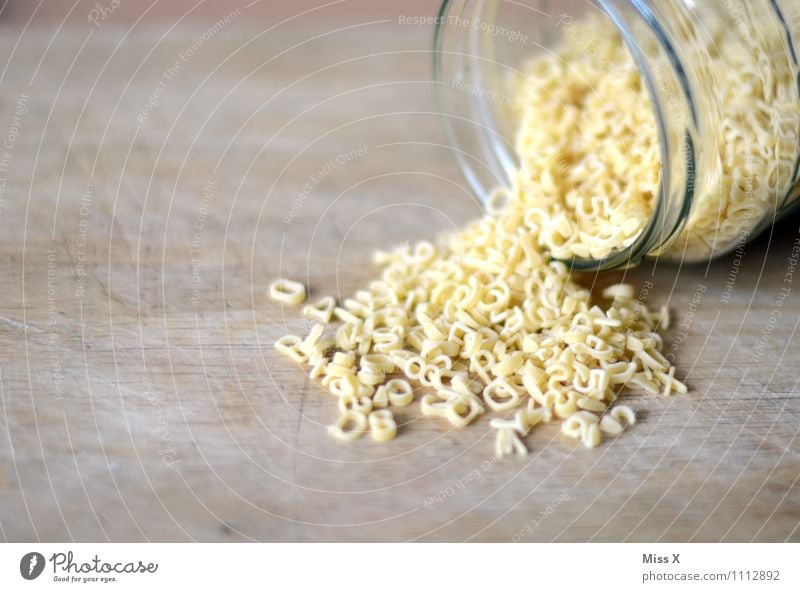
<box><xmin>432</xmin><ymin>0</ymin><xmax>699</xmax><ymax>270</ymax></box>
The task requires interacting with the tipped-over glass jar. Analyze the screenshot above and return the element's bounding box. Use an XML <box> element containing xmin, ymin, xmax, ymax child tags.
<box><xmin>434</xmin><ymin>0</ymin><xmax>800</xmax><ymax>270</ymax></box>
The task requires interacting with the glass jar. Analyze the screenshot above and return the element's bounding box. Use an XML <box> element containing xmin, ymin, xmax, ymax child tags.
<box><xmin>434</xmin><ymin>0</ymin><xmax>800</xmax><ymax>270</ymax></box>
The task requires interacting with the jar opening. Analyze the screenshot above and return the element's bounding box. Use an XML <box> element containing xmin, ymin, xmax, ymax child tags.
<box><xmin>434</xmin><ymin>0</ymin><xmax>698</xmax><ymax>271</ymax></box>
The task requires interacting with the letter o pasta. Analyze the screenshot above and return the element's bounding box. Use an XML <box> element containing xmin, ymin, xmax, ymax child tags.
<box><xmin>269</xmin><ymin>279</ymin><xmax>306</xmax><ymax>305</ymax></box>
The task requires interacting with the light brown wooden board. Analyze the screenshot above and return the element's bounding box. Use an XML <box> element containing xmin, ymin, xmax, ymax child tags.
<box><xmin>0</xmin><ymin>23</ymin><xmax>798</xmax><ymax>542</ymax></box>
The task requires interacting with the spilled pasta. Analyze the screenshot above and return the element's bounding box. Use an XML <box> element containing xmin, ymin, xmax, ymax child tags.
<box><xmin>266</xmin><ymin>14</ymin><xmax>726</xmax><ymax>459</ymax></box>
<box><xmin>270</xmin><ymin>210</ymin><xmax>685</xmax><ymax>458</ymax></box>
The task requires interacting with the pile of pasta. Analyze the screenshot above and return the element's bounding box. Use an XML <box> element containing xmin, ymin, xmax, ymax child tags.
<box><xmin>260</xmin><ymin>12</ymin><xmax>800</xmax><ymax>457</ymax></box>
<box><xmin>511</xmin><ymin>15</ymin><xmax>659</xmax><ymax>260</ymax></box>
<box><xmin>513</xmin><ymin>8</ymin><xmax>800</xmax><ymax>261</ymax></box>
<box><xmin>271</xmin><ymin>195</ymin><xmax>685</xmax><ymax>456</ymax></box>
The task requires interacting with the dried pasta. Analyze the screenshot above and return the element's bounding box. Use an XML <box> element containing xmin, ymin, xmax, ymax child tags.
<box><xmin>328</xmin><ymin>410</ymin><xmax>368</xmax><ymax>441</ymax></box>
<box><xmin>270</xmin><ymin>12</ymin><xmax>710</xmax><ymax>461</ymax></box>
<box><xmin>512</xmin><ymin>9</ymin><xmax>800</xmax><ymax>261</ymax></box>
<box><xmin>368</xmin><ymin>409</ymin><xmax>398</xmax><ymax>442</ymax></box>
<box><xmin>269</xmin><ymin>279</ymin><xmax>306</xmax><ymax>305</ymax></box>
<box><xmin>303</xmin><ymin>296</ymin><xmax>335</xmax><ymax>323</ymax></box>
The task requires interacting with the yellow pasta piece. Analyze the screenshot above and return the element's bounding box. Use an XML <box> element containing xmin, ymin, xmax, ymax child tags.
<box><xmin>421</xmin><ymin>391</ymin><xmax>456</xmax><ymax>418</ymax></box>
<box><xmin>450</xmin><ymin>374</ymin><xmax>482</xmax><ymax>396</ymax></box>
<box><xmin>491</xmin><ymin>351</ymin><xmax>524</xmax><ymax>378</ymax></box>
<box><xmin>444</xmin><ymin>393</ymin><xmax>484</xmax><ymax>428</ymax></box>
<box><xmin>368</xmin><ymin>409</ymin><xmax>397</xmax><ymax>442</ymax></box>
<box><xmin>335</xmin><ymin>323</ymin><xmax>360</xmax><ymax>350</ymax></box>
<box><xmin>328</xmin><ymin>410</ymin><xmax>367</xmax><ymax>441</ymax></box>
<box><xmin>303</xmin><ymin>296</ymin><xmax>336</xmax><ymax>323</ymax></box>
<box><xmin>269</xmin><ymin>279</ymin><xmax>306</xmax><ymax>305</ymax></box>
<box><xmin>599</xmin><ymin>415</ymin><xmax>624</xmax><ymax>436</ymax></box>
<box><xmin>561</xmin><ymin>410</ymin><xmax>600</xmax><ymax>439</ymax></box>
<box><xmin>309</xmin><ymin>358</ymin><xmax>328</xmax><ymax>380</ymax></box>
<box><xmin>609</xmin><ymin>405</ymin><xmax>636</xmax><ymax>428</ymax></box>
<box><xmin>553</xmin><ymin>390</ymin><xmax>579</xmax><ymax>419</ymax></box>
<box><xmin>385</xmin><ymin>379</ymin><xmax>414</xmax><ymax>407</ymax></box>
<box><xmin>360</xmin><ymin>353</ymin><xmax>394</xmax><ymax>373</ymax></box>
<box><xmin>333</xmin><ymin>307</ymin><xmax>361</xmax><ymax>325</ymax></box>
<box><xmin>332</xmin><ymin>351</ymin><xmax>356</xmax><ymax>368</ymax></box>
<box><xmin>274</xmin><ymin>335</ymin><xmax>307</xmax><ymax>364</ymax></box>
<box><xmin>577</xmin><ymin>396</ymin><xmax>607</xmax><ymax>413</ymax></box>
<box><xmin>372</xmin><ymin>385</ymin><xmax>389</xmax><ymax>408</ymax></box>
<box><xmin>403</xmin><ymin>356</ymin><xmax>427</xmax><ymax>381</ymax></box>
<box><xmin>660</xmin><ymin>366</ymin><xmax>687</xmax><ymax>397</ymax></box>
<box><xmin>582</xmin><ymin>422</ymin><xmax>603</xmax><ymax>448</ymax></box>
<box><xmin>494</xmin><ymin>427</ymin><xmax>527</xmax><ymax>459</ymax></box>
<box><xmin>299</xmin><ymin>324</ymin><xmax>326</xmax><ymax>356</ymax></box>
<box><xmin>482</xmin><ymin>379</ymin><xmax>521</xmax><ymax>412</ymax></box>
<box><xmin>357</xmin><ymin>368</ymin><xmax>385</xmax><ymax>386</ymax></box>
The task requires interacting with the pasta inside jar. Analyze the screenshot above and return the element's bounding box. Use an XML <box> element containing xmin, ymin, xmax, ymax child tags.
<box><xmin>434</xmin><ymin>0</ymin><xmax>800</xmax><ymax>268</ymax></box>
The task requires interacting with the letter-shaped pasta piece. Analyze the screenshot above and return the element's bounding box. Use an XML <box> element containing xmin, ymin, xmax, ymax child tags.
<box><xmin>326</xmin><ymin>376</ymin><xmax>360</xmax><ymax>399</ymax></box>
<box><xmin>372</xmin><ymin>386</ymin><xmax>389</xmax><ymax>409</ymax></box>
<box><xmin>421</xmin><ymin>391</ymin><xmax>457</xmax><ymax>417</ymax></box>
<box><xmin>373</xmin><ymin>330</ymin><xmax>403</xmax><ymax>353</ymax></box>
<box><xmin>269</xmin><ymin>279</ymin><xmax>306</xmax><ymax>305</ymax></box>
<box><xmin>469</xmin><ymin>350</ymin><xmax>495</xmax><ymax>383</ymax></box>
<box><xmin>599</xmin><ymin>415</ymin><xmax>623</xmax><ymax>436</ymax></box>
<box><xmin>430</xmin><ymin>354</ymin><xmax>453</xmax><ymax>370</ymax></box>
<box><xmin>561</xmin><ymin>410</ymin><xmax>599</xmax><ymax>438</ymax></box>
<box><xmin>332</xmin><ymin>351</ymin><xmax>356</xmax><ymax>368</ymax></box>
<box><xmin>581</xmin><ymin>422</ymin><xmax>602</xmax><ymax>448</ymax></box>
<box><xmin>302</xmin><ymin>296</ymin><xmax>335</xmax><ymax>322</ymax></box>
<box><xmin>518</xmin><ymin>407</ymin><xmax>545</xmax><ymax>432</ymax></box>
<box><xmin>492</xmin><ymin>351</ymin><xmax>524</xmax><ymax>377</ymax></box>
<box><xmin>483</xmin><ymin>379</ymin><xmax>521</xmax><ymax>412</ymax></box>
<box><xmin>554</xmin><ymin>390</ymin><xmax>579</xmax><ymax>418</ymax></box>
<box><xmin>333</xmin><ymin>307</ymin><xmax>361</xmax><ymax>324</ymax></box>
<box><xmin>610</xmin><ymin>405</ymin><xmax>636</xmax><ymax>428</ymax></box>
<box><xmin>328</xmin><ymin>410</ymin><xmax>367</xmax><ymax>441</ymax></box>
<box><xmin>660</xmin><ymin>366</ymin><xmax>687</xmax><ymax>396</ymax></box>
<box><xmin>335</xmin><ymin>323</ymin><xmax>360</xmax><ymax>350</ymax></box>
<box><xmin>445</xmin><ymin>393</ymin><xmax>484</xmax><ymax>428</ymax></box>
<box><xmin>299</xmin><ymin>324</ymin><xmax>326</xmax><ymax>356</ymax></box>
<box><xmin>358</xmin><ymin>382</ymin><xmax>375</xmax><ymax>399</ymax></box>
<box><xmin>419</xmin><ymin>364</ymin><xmax>441</xmax><ymax>387</ymax></box>
<box><xmin>577</xmin><ymin>396</ymin><xmax>607</xmax><ymax>413</ymax></box>
<box><xmin>461</xmin><ymin>332</ymin><xmax>484</xmax><ymax>358</ymax></box>
<box><xmin>404</xmin><ymin>356</ymin><xmax>427</xmax><ymax>381</ymax></box>
<box><xmin>369</xmin><ymin>410</ymin><xmax>397</xmax><ymax>442</ymax></box>
<box><xmin>360</xmin><ymin>354</ymin><xmax>394</xmax><ymax>373</ymax></box>
<box><xmin>385</xmin><ymin>379</ymin><xmax>414</xmax><ymax>407</ymax></box>
<box><xmin>309</xmin><ymin>358</ymin><xmax>328</xmax><ymax>380</ymax></box>
<box><xmin>357</xmin><ymin>368</ymin><xmax>385</xmax><ymax>386</ymax></box>
<box><xmin>494</xmin><ymin>427</ymin><xmax>527</xmax><ymax>459</ymax></box>
<box><xmin>389</xmin><ymin>350</ymin><xmax>414</xmax><ymax>368</ymax></box>
<box><xmin>325</xmin><ymin>362</ymin><xmax>354</xmax><ymax>379</ymax></box>
<box><xmin>275</xmin><ymin>335</ymin><xmax>308</xmax><ymax>364</ymax></box>
<box><xmin>450</xmin><ymin>374</ymin><xmax>482</xmax><ymax>396</ymax></box>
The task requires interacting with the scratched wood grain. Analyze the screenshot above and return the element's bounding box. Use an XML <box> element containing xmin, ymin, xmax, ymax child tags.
<box><xmin>0</xmin><ymin>22</ymin><xmax>798</xmax><ymax>542</ymax></box>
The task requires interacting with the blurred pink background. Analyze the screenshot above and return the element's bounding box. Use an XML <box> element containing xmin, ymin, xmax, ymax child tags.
<box><xmin>0</xmin><ymin>0</ymin><xmax>440</xmax><ymax>25</ymax></box>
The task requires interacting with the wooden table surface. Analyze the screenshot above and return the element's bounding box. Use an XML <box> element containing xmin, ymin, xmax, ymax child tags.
<box><xmin>0</xmin><ymin>22</ymin><xmax>798</xmax><ymax>543</ymax></box>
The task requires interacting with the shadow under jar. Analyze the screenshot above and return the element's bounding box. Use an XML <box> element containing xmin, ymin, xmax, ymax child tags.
<box><xmin>434</xmin><ymin>0</ymin><xmax>800</xmax><ymax>270</ymax></box>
